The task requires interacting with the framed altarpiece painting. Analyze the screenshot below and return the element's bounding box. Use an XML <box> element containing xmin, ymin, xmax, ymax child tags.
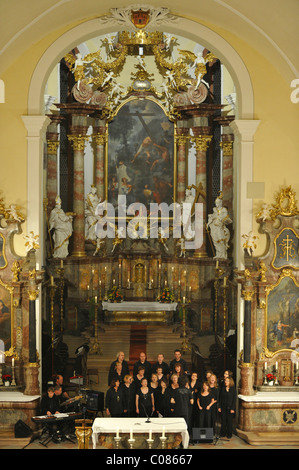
<box><xmin>106</xmin><ymin>97</ymin><xmax>175</xmax><ymax>212</ymax></box>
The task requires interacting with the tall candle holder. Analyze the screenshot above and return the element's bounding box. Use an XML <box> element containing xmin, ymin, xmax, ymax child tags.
<box><xmin>159</xmin><ymin>436</ymin><xmax>168</xmax><ymax>449</ymax></box>
<box><xmin>147</xmin><ymin>438</ymin><xmax>154</xmax><ymax>449</ymax></box>
<box><xmin>181</xmin><ymin>301</ymin><xmax>191</xmax><ymax>352</ymax></box>
<box><xmin>214</xmin><ymin>262</ymin><xmax>224</xmax><ymax>332</ymax></box>
<box><xmin>56</xmin><ymin>262</ymin><xmax>65</xmax><ymax>332</ymax></box>
<box><xmin>90</xmin><ymin>297</ymin><xmax>102</xmax><ymax>355</ymax></box>
<box><xmin>11</xmin><ymin>358</ymin><xmax>16</xmax><ymax>386</ymax></box>
<box><xmin>294</xmin><ymin>364</ymin><xmax>299</xmax><ymax>386</ymax></box>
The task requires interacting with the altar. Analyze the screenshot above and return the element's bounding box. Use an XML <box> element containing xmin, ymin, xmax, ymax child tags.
<box><xmin>102</xmin><ymin>301</ymin><xmax>178</xmax><ymax>324</ymax></box>
<box><xmin>92</xmin><ymin>417</ymin><xmax>189</xmax><ymax>449</ymax></box>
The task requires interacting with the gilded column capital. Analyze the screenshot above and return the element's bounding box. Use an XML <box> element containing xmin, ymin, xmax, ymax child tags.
<box><xmin>220</xmin><ymin>140</ymin><xmax>233</xmax><ymax>156</ymax></box>
<box><xmin>175</xmin><ymin>134</ymin><xmax>189</xmax><ymax>146</ymax></box>
<box><xmin>47</xmin><ymin>140</ymin><xmax>60</xmax><ymax>155</ymax></box>
<box><xmin>190</xmin><ymin>135</ymin><xmax>212</xmax><ymax>152</ymax></box>
<box><xmin>242</xmin><ymin>289</ymin><xmax>255</xmax><ymax>301</ymax></box>
<box><xmin>68</xmin><ymin>134</ymin><xmax>90</xmax><ymax>151</ymax></box>
<box><xmin>92</xmin><ymin>133</ymin><xmax>107</xmax><ymax>146</ymax></box>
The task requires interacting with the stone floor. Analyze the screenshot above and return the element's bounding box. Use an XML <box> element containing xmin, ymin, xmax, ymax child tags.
<box><xmin>1</xmin><ymin>430</ymin><xmax>298</xmax><ymax>451</ymax></box>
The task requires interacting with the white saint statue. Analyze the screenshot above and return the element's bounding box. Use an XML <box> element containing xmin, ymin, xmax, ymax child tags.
<box><xmin>49</xmin><ymin>195</ymin><xmax>73</xmax><ymax>258</ymax></box>
<box><xmin>207</xmin><ymin>193</ymin><xmax>232</xmax><ymax>259</ymax></box>
<box><xmin>85</xmin><ymin>185</ymin><xmax>100</xmax><ymax>241</ymax></box>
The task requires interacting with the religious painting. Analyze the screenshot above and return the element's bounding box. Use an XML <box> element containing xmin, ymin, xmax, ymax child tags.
<box><xmin>272</xmin><ymin>228</ymin><xmax>299</xmax><ymax>270</ymax></box>
<box><xmin>265</xmin><ymin>272</ymin><xmax>299</xmax><ymax>353</ymax></box>
<box><xmin>107</xmin><ymin>97</ymin><xmax>175</xmax><ymax>212</ymax></box>
<box><xmin>0</xmin><ymin>279</ymin><xmax>13</xmax><ymax>350</ymax></box>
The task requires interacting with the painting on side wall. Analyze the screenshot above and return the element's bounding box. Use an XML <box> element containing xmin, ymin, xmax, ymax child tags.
<box><xmin>107</xmin><ymin>97</ymin><xmax>175</xmax><ymax>212</ymax></box>
<box><xmin>266</xmin><ymin>274</ymin><xmax>299</xmax><ymax>353</ymax></box>
<box><xmin>0</xmin><ymin>279</ymin><xmax>13</xmax><ymax>350</ymax></box>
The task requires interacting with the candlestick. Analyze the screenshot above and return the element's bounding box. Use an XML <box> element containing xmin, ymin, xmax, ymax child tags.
<box><xmin>130</xmin><ymin>429</ymin><xmax>133</xmax><ymax>440</ymax></box>
<box><xmin>162</xmin><ymin>426</ymin><xmax>165</xmax><ymax>438</ymax></box>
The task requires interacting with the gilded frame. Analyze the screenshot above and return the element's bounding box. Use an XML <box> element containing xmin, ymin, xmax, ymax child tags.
<box><xmin>264</xmin><ymin>269</ymin><xmax>299</xmax><ymax>356</ymax></box>
<box><xmin>271</xmin><ymin>227</ymin><xmax>299</xmax><ymax>271</ymax></box>
<box><xmin>105</xmin><ymin>95</ymin><xmax>177</xmax><ymax>214</ymax></box>
<box><xmin>0</xmin><ymin>277</ymin><xmax>14</xmax><ymax>351</ymax></box>
<box><xmin>0</xmin><ymin>232</ymin><xmax>8</xmax><ymax>269</ymax></box>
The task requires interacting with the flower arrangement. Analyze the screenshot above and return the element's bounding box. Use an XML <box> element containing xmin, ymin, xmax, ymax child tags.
<box><xmin>2</xmin><ymin>374</ymin><xmax>12</xmax><ymax>384</ymax></box>
<box><xmin>158</xmin><ymin>287</ymin><xmax>175</xmax><ymax>303</ymax></box>
<box><xmin>108</xmin><ymin>286</ymin><xmax>123</xmax><ymax>302</ymax></box>
<box><xmin>266</xmin><ymin>373</ymin><xmax>276</xmax><ymax>384</ymax></box>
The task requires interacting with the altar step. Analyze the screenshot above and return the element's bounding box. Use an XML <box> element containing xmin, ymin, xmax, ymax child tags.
<box><xmin>85</xmin><ymin>323</ymin><xmax>193</xmax><ymax>396</ymax></box>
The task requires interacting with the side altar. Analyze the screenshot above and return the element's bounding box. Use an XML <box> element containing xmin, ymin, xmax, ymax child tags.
<box><xmin>236</xmin><ymin>187</ymin><xmax>299</xmax><ymax>443</ymax></box>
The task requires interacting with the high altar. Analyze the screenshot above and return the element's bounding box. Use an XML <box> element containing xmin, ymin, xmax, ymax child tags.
<box><xmin>0</xmin><ymin>6</ymin><xmax>298</xmax><ymax>444</ymax></box>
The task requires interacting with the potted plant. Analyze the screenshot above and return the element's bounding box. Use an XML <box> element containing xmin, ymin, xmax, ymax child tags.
<box><xmin>108</xmin><ymin>286</ymin><xmax>123</xmax><ymax>303</ymax></box>
<box><xmin>158</xmin><ymin>287</ymin><xmax>175</xmax><ymax>303</ymax></box>
<box><xmin>2</xmin><ymin>374</ymin><xmax>12</xmax><ymax>386</ymax></box>
<box><xmin>266</xmin><ymin>373</ymin><xmax>276</xmax><ymax>386</ymax></box>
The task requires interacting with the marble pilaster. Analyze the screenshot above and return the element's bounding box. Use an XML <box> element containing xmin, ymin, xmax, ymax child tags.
<box><xmin>92</xmin><ymin>119</ymin><xmax>106</xmax><ymax>202</ymax></box>
<box><xmin>46</xmin><ymin>115</ymin><xmax>64</xmax><ymax>212</ymax></box>
<box><xmin>175</xmin><ymin>125</ymin><xmax>189</xmax><ymax>203</ymax></box>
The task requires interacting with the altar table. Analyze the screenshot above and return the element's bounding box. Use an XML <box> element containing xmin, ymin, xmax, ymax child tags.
<box><xmin>102</xmin><ymin>301</ymin><xmax>178</xmax><ymax>323</ymax></box>
<box><xmin>92</xmin><ymin>417</ymin><xmax>189</xmax><ymax>449</ymax></box>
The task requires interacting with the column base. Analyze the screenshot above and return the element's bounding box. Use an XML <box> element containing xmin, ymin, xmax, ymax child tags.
<box><xmin>72</xmin><ymin>251</ymin><xmax>87</xmax><ymax>257</ymax></box>
<box><xmin>24</xmin><ymin>363</ymin><xmax>40</xmax><ymax>396</ymax></box>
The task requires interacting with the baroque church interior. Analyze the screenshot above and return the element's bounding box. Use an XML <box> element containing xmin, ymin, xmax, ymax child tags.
<box><xmin>0</xmin><ymin>0</ymin><xmax>299</xmax><ymax>450</ymax></box>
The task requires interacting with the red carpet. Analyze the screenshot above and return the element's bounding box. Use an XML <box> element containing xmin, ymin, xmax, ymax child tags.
<box><xmin>128</xmin><ymin>325</ymin><xmax>147</xmax><ymax>370</ymax></box>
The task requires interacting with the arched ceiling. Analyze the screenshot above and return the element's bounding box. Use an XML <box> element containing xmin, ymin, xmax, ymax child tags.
<box><xmin>1</xmin><ymin>0</ymin><xmax>298</xmax><ymax>81</ymax></box>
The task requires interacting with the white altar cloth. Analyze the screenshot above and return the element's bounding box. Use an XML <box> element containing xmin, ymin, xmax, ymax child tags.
<box><xmin>239</xmin><ymin>391</ymin><xmax>299</xmax><ymax>403</ymax></box>
<box><xmin>92</xmin><ymin>417</ymin><xmax>189</xmax><ymax>449</ymax></box>
<box><xmin>0</xmin><ymin>391</ymin><xmax>40</xmax><ymax>402</ymax></box>
<box><xmin>102</xmin><ymin>301</ymin><xmax>177</xmax><ymax>312</ymax></box>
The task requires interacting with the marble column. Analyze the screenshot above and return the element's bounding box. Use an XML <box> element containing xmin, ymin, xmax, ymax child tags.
<box><xmin>68</xmin><ymin>133</ymin><xmax>90</xmax><ymax>257</ymax></box>
<box><xmin>24</xmin><ymin>276</ymin><xmax>40</xmax><ymax>396</ymax></box>
<box><xmin>239</xmin><ymin>287</ymin><xmax>255</xmax><ymax>395</ymax></box>
<box><xmin>46</xmin><ymin>115</ymin><xmax>64</xmax><ymax>212</ymax></box>
<box><xmin>92</xmin><ymin>119</ymin><xmax>106</xmax><ymax>202</ymax></box>
<box><xmin>191</xmin><ymin>118</ymin><xmax>212</xmax><ymax>257</ymax></box>
<box><xmin>175</xmin><ymin>122</ymin><xmax>189</xmax><ymax>203</ymax></box>
<box><xmin>214</xmin><ymin>115</ymin><xmax>235</xmax><ymax>215</ymax></box>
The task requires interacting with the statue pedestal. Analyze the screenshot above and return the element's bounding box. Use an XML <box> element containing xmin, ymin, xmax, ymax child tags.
<box><xmin>239</xmin><ymin>363</ymin><xmax>255</xmax><ymax>396</ymax></box>
<box><xmin>24</xmin><ymin>363</ymin><xmax>40</xmax><ymax>396</ymax></box>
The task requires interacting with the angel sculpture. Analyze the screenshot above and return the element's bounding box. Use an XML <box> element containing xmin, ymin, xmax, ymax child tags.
<box><xmin>242</xmin><ymin>231</ymin><xmax>258</xmax><ymax>256</ymax></box>
<box><xmin>23</xmin><ymin>231</ymin><xmax>40</xmax><ymax>253</ymax></box>
<box><xmin>7</xmin><ymin>204</ymin><xmax>24</xmax><ymax>223</ymax></box>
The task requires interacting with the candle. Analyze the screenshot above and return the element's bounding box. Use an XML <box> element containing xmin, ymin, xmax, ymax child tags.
<box><xmin>265</xmin><ymin>362</ymin><xmax>267</xmax><ymax>370</ymax></box>
<box><xmin>12</xmin><ymin>357</ymin><xmax>14</xmax><ymax>367</ymax></box>
<box><xmin>130</xmin><ymin>429</ymin><xmax>133</xmax><ymax>440</ymax></box>
<box><xmin>162</xmin><ymin>426</ymin><xmax>165</xmax><ymax>438</ymax></box>
<box><xmin>95</xmin><ymin>296</ymin><xmax>97</xmax><ymax>304</ymax></box>
<box><xmin>275</xmin><ymin>361</ymin><xmax>278</xmax><ymax>370</ymax></box>
<box><xmin>216</xmin><ymin>260</ymin><xmax>219</xmax><ymax>269</ymax></box>
<box><xmin>183</xmin><ymin>296</ymin><xmax>185</xmax><ymax>304</ymax></box>
<box><xmin>60</xmin><ymin>259</ymin><xmax>63</xmax><ymax>268</ymax></box>
<box><xmin>149</xmin><ymin>430</ymin><xmax>152</xmax><ymax>440</ymax></box>
<box><xmin>51</xmin><ymin>276</ymin><xmax>54</xmax><ymax>286</ymax></box>
<box><xmin>223</xmin><ymin>277</ymin><xmax>226</xmax><ymax>287</ymax></box>
<box><xmin>116</xmin><ymin>427</ymin><xmax>119</xmax><ymax>438</ymax></box>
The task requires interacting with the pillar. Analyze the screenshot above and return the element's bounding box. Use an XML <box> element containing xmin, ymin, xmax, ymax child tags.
<box><xmin>175</xmin><ymin>122</ymin><xmax>190</xmax><ymax>203</ymax></box>
<box><xmin>239</xmin><ymin>287</ymin><xmax>255</xmax><ymax>396</ymax></box>
<box><xmin>68</xmin><ymin>133</ymin><xmax>90</xmax><ymax>257</ymax></box>
<box><xmin>191</xmin><ymin>118</ymin><xmax>212</xmax><ymax>257</ymax></box>
<box><xmin>46</xmin><ymin>115</ymin><xmax>64</xmax><ymax>211</ymax></box>
<box><xmin>24</xmin><ymin>273</ymin><xmax>40</xmax><ymax>396</ymax></box>
<box><xmin>92</xmin><ymin>118</ymin><xmax>106</xmax><ymax>202</ymax></box>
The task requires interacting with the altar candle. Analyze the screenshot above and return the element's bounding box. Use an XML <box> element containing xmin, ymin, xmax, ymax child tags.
<box><xmin>51</xmin><ymin>276</ymin><xmax>54</xmax><ymax>286</ymax></box>
<box><xmin>149</xmin><ymin>430</ymin><xmax>152</xmax><ymax>440</ymax></box>
<box><xmin>223</xmin><ymin>277</ymin><xmax>227</xmax><ymax>287</ymax></box>
<box><xmin>265</xmin><ymin>362</ymin><xmax>267</xmax><ymax>370</ymax></box>
<box><xmin>12</xmin><ymin>357</ymin><xmax>14</xmax><ymax>367</ymax></box>
<box><xmin>116</xmin><ymin>427</ymin><xmax>119</xmax><ymax>438</ymax></box>
<box><xmin>95</xmin><ymin>296</ymin><xmax>97</xmax><ymax>304</ymax></box>
<box><xmin>183</xmin><ymin>296</ymin><xmax>186</xmax><ymax>304</ymax></box>
<box><xmin>275</xmin><ymin>361</ymin><xmax>278</xmax><ymax>370</ymax></box>
<box><xmin>130</xmin><ymin>429</ymin><xmax>133</xmax><ymax>440</ymax></box>
<box><xmin>216</xmin><ymin>260</ymin><xmax>219</xmax><ymax>269</ymax></box>
<box><xmin>60</xmin><ymin>259</ymin><xmax>63</xmax><ymax>268</ymax></box>
<box><xmin>162</xmin><ymin>426</ymin><xmax>165</xmax><ymax>438</ymax></box>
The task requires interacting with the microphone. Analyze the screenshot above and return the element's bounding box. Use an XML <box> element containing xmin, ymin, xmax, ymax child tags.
<box><xmin>142</xmin><ymin>404</ymin><xmax>152</xmax><ymax>423</ymax></box>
